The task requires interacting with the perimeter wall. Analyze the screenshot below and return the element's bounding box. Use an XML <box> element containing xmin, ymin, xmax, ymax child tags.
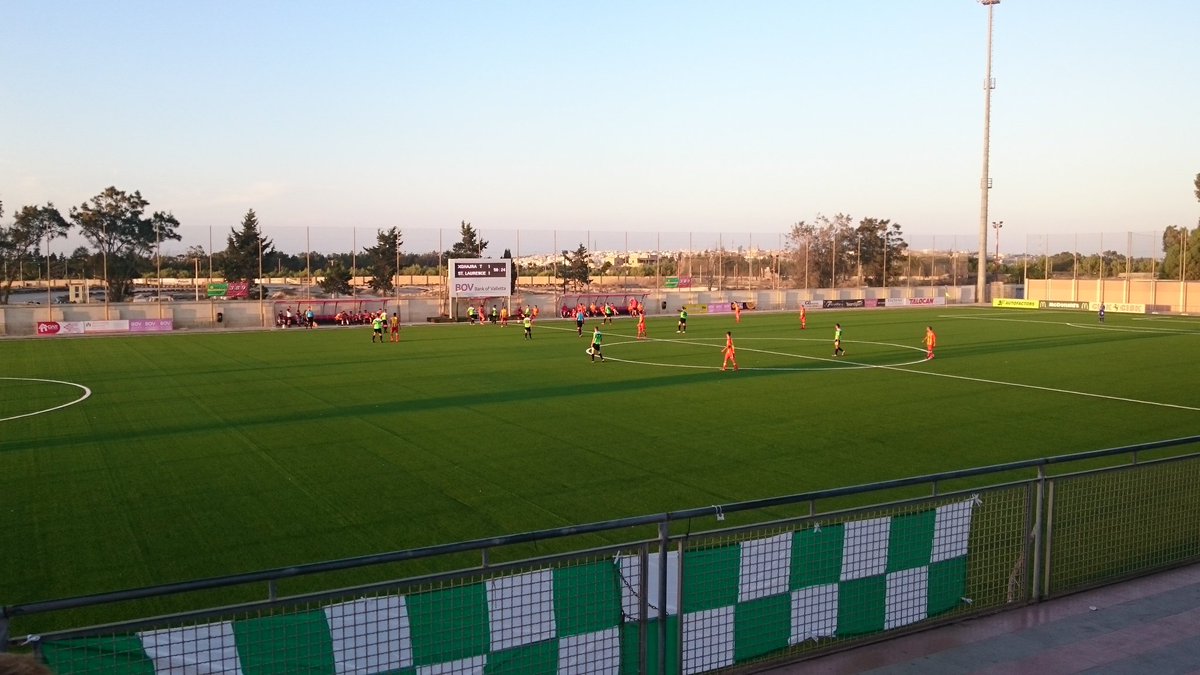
<box><xmin>1</xmin><ymin>284</ymin><xmax>972</xmax><ymax>336</ymax></box>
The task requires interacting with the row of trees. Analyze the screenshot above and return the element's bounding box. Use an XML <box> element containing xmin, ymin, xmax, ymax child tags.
<box><xmin>0</xmin><ymin>188</ymin><xmax>181</xmax><ymax>304</ymax></box>
<box><xmin>3</xmin><ymin>177</ymin><xmax>1199</xmax><ymax>302</ymax></box>
<box><xmin>785</xmin><ymin>213</ymin><xmax>908</xmax><ymax>288</ymax></box>
<box><xmin>0</xmin><ymin>188</ymin><xmax>499</xmax><ymax>302</ymax></box>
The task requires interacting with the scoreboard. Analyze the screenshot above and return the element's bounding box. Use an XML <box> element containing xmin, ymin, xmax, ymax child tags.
<box><xmin>448</xmin><ymin>259</ymin><xmax>512</xmax><ymax>298</ymax></box>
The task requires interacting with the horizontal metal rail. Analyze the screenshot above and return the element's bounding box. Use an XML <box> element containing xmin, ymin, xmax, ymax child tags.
<box><xmin>6</xmin><ymin>435</ymin><xmax>1198</xmax><ymax>624</ymax></box>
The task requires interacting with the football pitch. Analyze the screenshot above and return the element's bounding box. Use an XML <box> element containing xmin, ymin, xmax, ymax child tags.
<box><xmin>2</xmin><ymin>306</ymin><xmax>1199</xmax><ymax>615</ymax></box>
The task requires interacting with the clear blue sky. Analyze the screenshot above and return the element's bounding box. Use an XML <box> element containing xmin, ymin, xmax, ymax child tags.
<box><xmin>2</xmin><ymin>1</ymin><xmax>1196</xmax><ymax>255</ymax></box>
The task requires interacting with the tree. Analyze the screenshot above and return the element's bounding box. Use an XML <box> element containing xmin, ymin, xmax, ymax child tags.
<box><xmin>502</xmin><ymin>248</ymin><xmax>517</xmax><ymax>294</ymax></box>
<box><xmin>220</xmin><ymin>209</ymin><xmax>274</xmax><ymax>285</ymax></box>
<box><xmin>1194</xmin><ymin>172</ymin><xmax>1199</xmax><ymax>203</ymax></box>
<box><xmin>785</xmin><ymin>213</ymin><xmax>854</xmax><ymax>288</ymax></box>
<box><xmin>785</xmin><ymin>214</ymin><xmax>907</xmax><ymax>288</ymax></box>
<box><xmin>854</xmin><ymin>217</ymin><xmax>906</xmax><ymax>286</ymax></box>
<box><xmin>1</xmin><ymin>203</ymin><xmax>70</xmax><ymax>304</ymax></box>
<box><xmin>363</xmin><ymin>227</ymin><xmax>403</xmax><ymax>293</ymax></box>
<box><xmin>71</xmin><ymin>187</ymin><xmax>180</xmax><ymax>301</ymax></box>
<box><xmin>448</xmin><ymin>221</ymin><xmax>487</xmax><ymax>258</ymax></box>
<box><xmin>1159</xmin><ymin>225</ymin><xmax>1200</xmax><ymax>281</ymax></box>
<box><xmin>319</xmin><ymin>260</ymin><xmax>353</xmax><ymax>295</ymax></box>
<box><xmin>560</xmin><ymin>244</ymin><xmax>591</xmax><ymax>290</ymax></box>
<box><xmin>69</xmin><ymin>246</ymin><xmax>96</xmax><ymax>280</ymax></box>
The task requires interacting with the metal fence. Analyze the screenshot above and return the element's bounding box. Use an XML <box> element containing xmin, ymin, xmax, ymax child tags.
<box><xmin>25</xmin><ymin>224</ymin><xmax>1172</xmax><ymax>288</ymax></box>
<box><xmin>4</xmin><ymin>436</ymin><xmax>1199</xmax><ymax>674</ymax></box>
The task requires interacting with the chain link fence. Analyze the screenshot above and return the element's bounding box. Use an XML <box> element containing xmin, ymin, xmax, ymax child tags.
<box><xmin>1045</xmin><ymin>454</ymin><xmax>1200</xmax><ymax>597</ymax></box>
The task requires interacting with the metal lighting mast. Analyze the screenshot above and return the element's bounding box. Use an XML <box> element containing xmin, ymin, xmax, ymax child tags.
<box><xmin>992</xmin><ymin>220</ymin><xmax>1004</xmax><ymax>281</ymax></box>
<box><xmin>977</xmin><ymin>0</ymin><xmax>1000</xmax><ymax>304</ymax></box>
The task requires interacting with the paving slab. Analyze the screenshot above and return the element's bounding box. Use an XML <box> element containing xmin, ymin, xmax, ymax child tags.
<box><xmin>766</xmin><ymin>564</ymin><xmax>1200</xmax><ymax>674</ymax></box>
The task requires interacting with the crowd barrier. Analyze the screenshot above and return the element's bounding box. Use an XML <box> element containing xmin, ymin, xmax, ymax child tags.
<box><xmin>4</xmin><ymin>436</ymin><xmax>1199</xmax><ymax>673</ymax></box>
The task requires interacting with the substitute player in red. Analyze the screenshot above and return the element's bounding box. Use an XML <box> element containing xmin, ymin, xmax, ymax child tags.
<box><xmin>924</xmin><ymin>325</ymin><xmax>937</xmax><ymax>360</ymax></box>
<box><xmin>722</xmin><ymin>331</ymin><xmax>739</xmax><ymax>371</ymax></box>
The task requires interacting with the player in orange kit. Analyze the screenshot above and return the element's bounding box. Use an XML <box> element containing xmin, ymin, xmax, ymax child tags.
<box><xmin>722</xmin><ymin>331</ymin><xmax>739</xmax><ymax>372</ymax></box>
<box><xmin>637</xmin><ymin>311</ymin><xmax>647</xmax><ymax>340</ymax></box>
<box><xmin>800</xmin><ymin>306</ymin><xmax>807</xmax><ymax>330</ymax></box>
<box><xmin>924</xmin><ymin>325</ymin><xmax>937</xmax><ymax>360</ymax></box>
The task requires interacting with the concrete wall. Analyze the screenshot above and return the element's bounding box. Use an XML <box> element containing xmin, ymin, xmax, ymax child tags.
<box><xmin>1022</xmin><ymin>278</ymin><xmax>1200</xmax><ymax>314</ymax></box>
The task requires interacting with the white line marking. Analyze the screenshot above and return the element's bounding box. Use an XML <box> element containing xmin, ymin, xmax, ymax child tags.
<box><xmin>1134</xmin><ymin>316</ymin><xmax>1200</xmax><ymax>324</ymax></box>
<box><xmin>1065</xmin><ymin>323</ymin><xmax>1196</xmax><ymax>334</ymax></box>
<box><xmin>549</xmin><ymin>323</ymin><xmax>930</xmax><ymax>371</ymax></box>
<box><xmin>548</xmin><ymin>320</ymin><xmax>1198</xmax><ymax>410</ymax></box>
<box><xmin>948</xmin><ymin>313</ymin><xmax>1199</xmax><ymax>335</ymax></box>
<box><xmin>0</xmin><ymin>377</ymin><xmax>93</xmax><ymax>422</ymax></box>
<box><xmin>871</xmin><ymin>364</ymin><xmax>1200</xmax><ymax>412</ymax></box>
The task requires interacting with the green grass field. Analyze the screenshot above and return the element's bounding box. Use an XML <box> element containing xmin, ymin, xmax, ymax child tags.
<box><xmin>3</xmin><ymin>306</ymin><xmax>1199</xmax><ymax>616</ymax></box>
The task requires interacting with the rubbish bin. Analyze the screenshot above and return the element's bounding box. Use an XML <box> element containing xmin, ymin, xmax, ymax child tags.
<box><xmin>661</xmin><ymin>301</ymin><xmax>667</xmax><ymax>310</ymax></box>
<box><xmin>216</xmin><ymin>312</ymin><xmax>224</xmax><ymax>323</ymax></box>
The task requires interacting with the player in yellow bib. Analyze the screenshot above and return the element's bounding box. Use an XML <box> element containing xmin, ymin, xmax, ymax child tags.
<box><xmin>590</xmin><ymin>326</ymin><xmax>605</xmax><ymax>362</ymax></box>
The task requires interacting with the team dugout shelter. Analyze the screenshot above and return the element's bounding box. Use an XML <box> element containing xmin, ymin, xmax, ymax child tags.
<box><xmin>560</xmin><ymin>294</ymin><xmax>649</xmax><ymax>318</ymax></box>
<box><xmin>271</xmin><ymin>299</ymin><xmax>390</xmax><ymax>327</ymax></box>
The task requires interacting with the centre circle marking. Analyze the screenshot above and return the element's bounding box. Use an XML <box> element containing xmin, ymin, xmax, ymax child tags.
<box><xmin>0</xmin><ymin>377</ymin><xmax>93</xmax><ymax>422</ymax></box>
<box><xmin>600</xmin><ymin>336</ymin><xmax>929</xmax><ymax>371</ymax></box>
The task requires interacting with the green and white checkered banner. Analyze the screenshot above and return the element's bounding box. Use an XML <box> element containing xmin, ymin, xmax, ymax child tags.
<box><xmin>616</xmin><ymin>498</ymin><xmax>978</xmax><ymax>673</ymax></box>
<box><xmin>40</xmin><ymin>499</ymin><xmax>975</xmax><ymax>674</ymax></box>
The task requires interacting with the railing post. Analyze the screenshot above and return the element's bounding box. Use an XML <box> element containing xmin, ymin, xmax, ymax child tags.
<box><xmin>658</xmin><ymin>521</ymin><xmax>670</xmax><ymax>675</ymax></box>
<box><xmin>1030</xmin><ymin>465</ymin><xmax>1045</xmax><ymax>602</ymax></box>
<box><xmin>1042</xmin><ymin>478</ymin><xmax>1056</xmax><ymax>598</ymax></box>
<box><xmin>0</xmin><ymin>613</ymin><xmax>9</xmax><ymax>652</ymax></box>
<box><xmin>638</xmin><ymin>540</ymin><xmax>648</xmax><ymax>675</ymax></box>
<box><xmin>675</xmin><ymin>538</ymin><xmax>686</xmax><ymax>675</ymax></box>
<box><xmin>267</xmin><ymin>580</ymin><xmax>277</xmax><ymax>601</ymax></box>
